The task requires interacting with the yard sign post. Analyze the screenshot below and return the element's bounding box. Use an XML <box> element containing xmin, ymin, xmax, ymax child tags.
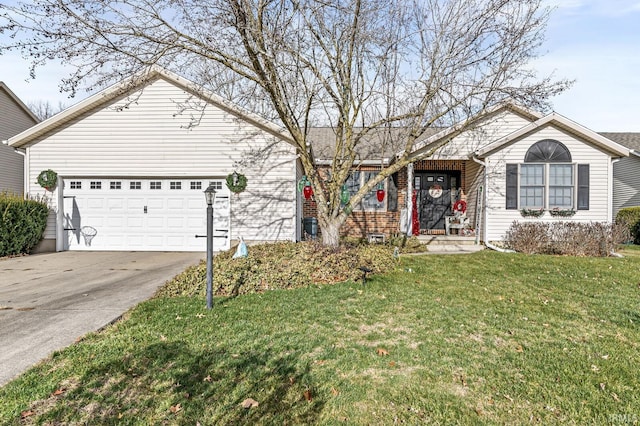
<box><xmin>204</xmin><ymin>185</ymin><xmax>217</xmax><ymax>310</ymax></box>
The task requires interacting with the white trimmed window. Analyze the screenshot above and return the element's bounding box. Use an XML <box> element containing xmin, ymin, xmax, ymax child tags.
<box><xmin>506</xmin><ymin>139</ymin><xmax>589</xmax><ymax>211</ymax></box>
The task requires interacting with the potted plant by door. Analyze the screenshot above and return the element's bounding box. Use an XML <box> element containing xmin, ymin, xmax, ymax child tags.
<box><xmin>37</xmin><ymin>169</ymin><xmax>58</xmax><ymax>191</ymax></box>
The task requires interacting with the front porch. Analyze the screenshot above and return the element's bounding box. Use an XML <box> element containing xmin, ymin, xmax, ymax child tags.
<box><xmin>406</xmin><ymin>158</ymin><xmax>483</xmax><ymax>238</ymax></box>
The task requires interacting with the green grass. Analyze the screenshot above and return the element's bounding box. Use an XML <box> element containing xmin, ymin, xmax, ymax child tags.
<box><xmin>2</xmin><ymin>250</ymin><xmax>640</xmax><ymax>424</ymax></box>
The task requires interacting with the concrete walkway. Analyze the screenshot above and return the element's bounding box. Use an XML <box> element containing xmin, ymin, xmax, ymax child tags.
<box><xmin>0</xmin><ymin>251</ymin><xmax>203</xmax><ymax>386</ymax></box>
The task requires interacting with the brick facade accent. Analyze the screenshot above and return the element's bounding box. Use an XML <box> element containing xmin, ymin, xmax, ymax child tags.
<box><xmin>302</xmin><ymin>160</ymin><xmax>470</xmax><ymax>240</ymax></box>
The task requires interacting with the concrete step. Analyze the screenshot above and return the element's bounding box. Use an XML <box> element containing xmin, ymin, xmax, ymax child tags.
<box><xmin>426</xmin><ymin>244</ymin><xmax>485</xmax><ymax>254</ymax></box>
<box><xmin>402</xmin><ymin>244</ymin><xmax>486</xmax><ymax>256</ymax></box>
<box><xmin>417</xmin><ymin>235</ymin><xmax>477</xmax><ymax>246</ymax></box>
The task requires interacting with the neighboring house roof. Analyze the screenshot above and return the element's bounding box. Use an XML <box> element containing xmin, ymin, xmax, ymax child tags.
<box><xmin>6</xmin><ymin>66</ymin><xmax>292</xmax><ymax>148</ymax></box>
<box><xmin>0</xmin><ymin>82</ymin><xmax>40</xmax><ymax>125</ymax></box>
<box><xmin>599</xmin><ymin>132</ymin><xmax>640</xmax><ymax>155</ymax></box>
<box><xmin>475</xmin><ymin>112</ymin><xmax>630</xmax><ymax>158</ymax></box>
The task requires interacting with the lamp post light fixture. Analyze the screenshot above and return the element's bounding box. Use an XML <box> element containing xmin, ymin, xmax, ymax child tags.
<box><xmin>204</xmin><ymin>185</ymin><xmax>217</xmax><ymax>309</ymax></box>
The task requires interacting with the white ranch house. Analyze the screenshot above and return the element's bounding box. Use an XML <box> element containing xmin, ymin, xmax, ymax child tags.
<box><xmin>5</xmin><ymin>68</ymin><xmax>634</xmax><ymax>252</ymax></box>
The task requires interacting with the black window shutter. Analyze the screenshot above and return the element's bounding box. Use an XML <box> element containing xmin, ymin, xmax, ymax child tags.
<box><xmin>387</xmin><ymin>173</ymin><xmax>398</xmax><ymax>212</ymax></box>
<box><xmin>577</xmin><ymin>164</ymin><xmax>589</xmax><ymax>210</ymax></box>
<box><xmin>506</xmin><ymin>164</ymin><xmax>518</xmax><ymax>209</ymax></box>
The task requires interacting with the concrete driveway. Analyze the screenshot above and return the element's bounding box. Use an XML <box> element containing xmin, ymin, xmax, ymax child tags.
<box><xmin>0</xmin><ymin>251</ymin><xmax>203</xmax><ymax>386</ymax></box>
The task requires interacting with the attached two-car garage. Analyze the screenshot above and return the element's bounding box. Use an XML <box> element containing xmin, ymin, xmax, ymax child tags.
<box><xmin>62</xmin><ymin>178</ymin><xmax>230</xmax><ymax>252</ymax></box>
<box><xmin>8</xmin><ymin>68</ymin><xmax>300</xmax><ymax>253</ymax></box>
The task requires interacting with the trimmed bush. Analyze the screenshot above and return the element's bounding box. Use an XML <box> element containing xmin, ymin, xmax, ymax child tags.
<box><xmin>156</xmin><ymin>241</ymin><xmax>397</xmax><ymax>298</ymax></box>
<box><xmin>504</xmin><ymin>221</ymin><xmax>628</xmax><ymax>256</ymax></box>
<box><xmin>616</xmin><ymin>206</ymin><xmax>640</xmax><ymax>244</ymax></box>
<box><xmin>0</xmin><ymin>193</ymin><xmax>50</xmax><ymax>257</ymax></box>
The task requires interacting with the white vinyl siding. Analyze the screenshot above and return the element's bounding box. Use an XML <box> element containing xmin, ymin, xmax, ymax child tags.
<box><xmin>484</xmin><ymin>125</ymin><xmax>613</xmax><ymax>242</ymax></box>
<box><xmin>24</xmin><ymin>77</ymin><xmax>298</xmax><ymax>248</ymax></box>
<box><xmin>429</xmin><ymin>109</ymin><xmax>535</xmax><ymax>159</ymax></box>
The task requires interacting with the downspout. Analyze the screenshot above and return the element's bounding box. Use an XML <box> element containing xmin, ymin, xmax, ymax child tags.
<box><xmin>471</xmin><ymin>156</ymin><xmax>487</xmax><ymax>245</ymax></box>
<box><xmin>472</xmin><ymin>155</ymin><xmax>515</xmax><ymax>253</ymax></box>
<box><xmin>56</xmin><ymin>175</ymin><xmax>64</xmax><ymax>252</ymax></box>
<box><xmin>610</xmin><ymin>157</ymin><xmax>623</xmax><ymax>258</ymax></box>
<box><xmin>610</xmin><ymin>158</ymin><xmax>621</xmax><ymax>222</ymax></box>
<box><xmin>407</xmin><ymin>163</ymin><xmax>414</xmax><ymax>236</ymax></box>
<box><xmin>13</xmin><ymin>147</ymin><xmax>27</xmax><ymax>196</ymax></box>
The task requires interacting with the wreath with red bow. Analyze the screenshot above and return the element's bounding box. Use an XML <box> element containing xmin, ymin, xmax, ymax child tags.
<box><xmin>453</xmin><ymin>200</ymin><xmax>467</xmax><ymax>213</ymax></box>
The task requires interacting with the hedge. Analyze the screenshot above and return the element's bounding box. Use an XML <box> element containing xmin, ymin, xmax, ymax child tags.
<box><xmin>504</xmin><ymin>221</ymin><xmax>628</xmax><ymax>256</ymax></box>
<box><xmin>616</xmin><ymin>206</ymin><xmax>640</xmax><ymax>244</ymax></box>
<box><xmin>0</xmin><ymin>193</ymin><xmax>50</xmax><ymax>257</ymax></box>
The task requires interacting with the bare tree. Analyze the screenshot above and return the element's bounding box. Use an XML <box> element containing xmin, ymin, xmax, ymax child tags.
<box><xmin>27</xmin><ymin>100</ymin><xmax>67</xmax><ymax>120</ymax></box>
<box><xmin>0</xmin><ymin>0</ymin><xmax>569</xmax><ymax>246</ymax></box>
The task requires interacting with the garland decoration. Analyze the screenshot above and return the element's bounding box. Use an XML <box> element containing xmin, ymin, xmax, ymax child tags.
<box><xmin>37</xmin><ymin>169</ymin><xmax>58</xmax><ymax>191</ymax></box>
<box><xmin>549</xmin><ymin>208</ymin><xmax>576</xmax><ymax>217</ymax></box>
<box><xmin>226</xmin><ymin>171</ymin><xmax>247</xmax><ymax>193</ymax></box>
<box><xmin>520</xmin><ymin>208</ymin><xmax>544</xmax><ymax>218</ymax></box>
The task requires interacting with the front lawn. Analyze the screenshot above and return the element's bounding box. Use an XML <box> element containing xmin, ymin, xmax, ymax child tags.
<box><xmin>1</xmin><ymin>250</ymin><xmax>639</xmax><ymax>424</ymax></box>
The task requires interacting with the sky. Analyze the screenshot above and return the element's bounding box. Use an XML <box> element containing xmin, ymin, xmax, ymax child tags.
<box><xmin>0</xmin><ymin>0</ymin><xmax>639</xmax><ymax>131</ymax></box>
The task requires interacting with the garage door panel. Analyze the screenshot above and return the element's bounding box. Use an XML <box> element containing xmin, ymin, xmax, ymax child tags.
<box><xmin>127</xmin><ymin>217</ymin><xmax>144</xmax><ymax>227</ymax></box>
<box><xmin>87</xmin><ymin>198</ymin><xmax>105</xmax><ymax>209</ymax></box>
<box><xmin>107</xmin><ymin>217</ymin><xmax>125</xmax><ymax>227</ymax></box>
<box><xmin>147</xmin><ymin>198</ymin><xmax>165</xmax><ymax>209</ymax></box>
<box><xmin>107</xmin><ymin>198</ymin><xmax>125</xmax><ymax>210</ymax></box>
<box><xmin>145</xmin><ymin>235</ymin><xmax>164</xmax><ymax>247</ymax></box>
<box><xmin>167</xmin><ymin>198</ymin><xmax>185</xmax><ymax>209</ymax></box>
<box><xmin>147</xmin><ymin>217</ymin><xmax>165</xmax><ymax>228</ymax></box>
<box><xmin>167</xmin><ymin>216</ymin><xmax>185</xmax><ymax>228</ymax></box>
<box><xmin>187</xmin><ymin>199</ymin><xmax>202</xmax><ymax>209</ymax></box>
<box><xmin>64</xmin><ymin>178</ymin><xmax>229</xmax><ymax>252</ymax></box>
<box><xmin>127</xmin><ymin>198</ymin><xmax>144</xmax><ymax>209</ymax></box>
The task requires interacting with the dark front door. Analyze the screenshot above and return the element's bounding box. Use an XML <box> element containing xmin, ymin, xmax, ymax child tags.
<box><xmin>415</xmin><ymin>172</ymin><xmax>459</xmax><ymax>232</ymax></box>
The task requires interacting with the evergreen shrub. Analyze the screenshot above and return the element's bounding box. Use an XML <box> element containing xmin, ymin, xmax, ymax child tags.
<box><xmin>616</xmin><ymin>207</ymin><xmax>640</xmax><ymax>244</ymax></box>
<box><xmin>0</xmin><ymin>193</ymin><xmax>49</xmax><ymax>257</ymax></box>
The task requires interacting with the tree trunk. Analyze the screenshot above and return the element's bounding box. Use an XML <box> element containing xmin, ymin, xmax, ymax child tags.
<box><xmin>320</xmin><ymin>219</ymin><xmax>341</xmax><ymax>248</ymax></box>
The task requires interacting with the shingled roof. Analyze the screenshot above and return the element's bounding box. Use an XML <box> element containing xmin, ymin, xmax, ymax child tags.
<box><xmin>307</xmin><ymin>127</ymin><xmax>441</xmax><ymax>163</ymax></box>
<box><xmin>599</xmin><ymin>133</ymin><xmax>640</xmax><ymax>152</ymax></box>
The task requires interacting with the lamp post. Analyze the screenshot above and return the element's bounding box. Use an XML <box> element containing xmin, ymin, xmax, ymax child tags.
<box><xmin>204</xmin><ymin>185</ymin><xmax>217</xmax><ymax>309</ymax></box>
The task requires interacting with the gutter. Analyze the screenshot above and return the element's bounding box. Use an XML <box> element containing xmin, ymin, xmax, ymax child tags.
<box><xmin>471</xmin><ymin>156</ymin><xmax>486</xmax><ymax>246</ymax></box>
<box><xmin>471</xmin><ymin>155</ymin><xmax>516</xmax><ymax>253</ymax></box>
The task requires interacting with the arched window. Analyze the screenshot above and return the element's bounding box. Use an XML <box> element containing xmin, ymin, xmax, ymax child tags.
<box><xmin>506</xmin><ymin>139</ymin><xmax>588</xmax><ymax>212</ymax></box>
<box><xmin>524</xmin><ymin>139</ymin><xmax>571</xmax><ymax>163</ymax></box>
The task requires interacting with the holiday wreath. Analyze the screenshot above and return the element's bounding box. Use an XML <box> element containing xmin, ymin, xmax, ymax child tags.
<box><xmin>226</xmin><ymin>172</ymin><xmax>247</xmax><ymax>193</ymax></box>
<box><xmin>37</xmin><ymin>169</ymin><xmax>58</xmax><ymax>191</ymax></box>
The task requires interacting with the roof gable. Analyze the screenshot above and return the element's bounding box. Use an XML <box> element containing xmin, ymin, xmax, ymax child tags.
<box><xmin>475</xmin><ymin>112</ymin><xmax>630</xmax><ymax>158</ymax></box>
<box><xmin>7</xmin><ymin>66</ymin><xmax>292</xmax><ymax>148</ymax></box>
<box><xmin>404</xmin><ymin>102</ymin><xmax>542</xmax><ymax>160</ymax></box>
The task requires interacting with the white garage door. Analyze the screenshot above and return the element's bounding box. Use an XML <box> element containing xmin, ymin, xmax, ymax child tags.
<box><xmin>62</xmin><ymin>178</ymin><xmax>230</xmax><ymax>252</ymax></box>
